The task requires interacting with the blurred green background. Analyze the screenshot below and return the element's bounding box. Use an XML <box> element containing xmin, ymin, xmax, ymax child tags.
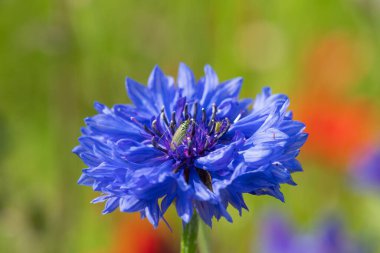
<box><xmin>1</xmin><ymin>0</ymin><xmax>380</xmax><ymax>252</ymax></box>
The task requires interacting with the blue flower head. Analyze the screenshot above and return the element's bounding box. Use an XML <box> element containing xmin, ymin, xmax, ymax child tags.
<box><xmin>73</xmin><ymin>64</ymin><xmax>308</xmax><ymax>227</ymax></box>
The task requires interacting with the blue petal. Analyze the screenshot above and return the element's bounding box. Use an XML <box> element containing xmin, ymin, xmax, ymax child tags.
<box><xmin>279</xmin><ymin>120</ymin><xmax>305</xmax><ymax>136</ymax></box>
<box><xmin>217</xmin><ymin>98</ymin><xmax>252</xmax><ymax>120</ymax></box>
<box><xmin>77</xmin><ymin>174</ymin><xmax>94</xmax><ymax>186</ymax></box>
<box><xmin>281</xmin><ymin>159</ymin><xmax>303</xmax><ymax>172</ymax></box>
<box><xmin>176</xmin><ymin>195</ymin><xmax>193</xmax><ymax>223</ymax></box>
<box><xmin>91</xmin><ymin>195</ymin><xmax>110</xmax><ymax>204</ymax></box>
<box><xmin>219</xmin><ymin>188</ymin><xmax>248</xmax><ymax>215</ymax></box>
<box><xmin>271</xmin><ymin>163</ymin><xmax>296</xmax><ymax>185</ymax></box>
<box><xmin>250</xmin><ymin>185</ymin><xmax>285</xmax><ymax>202</ymax></box>
<box><xmin>212</xmin><ymin>77</ymin><xmax>242</xmax><ymax>105</ymax></box>
<box><xmin>124</xmin><ymin>146</ymin><xmax>166</xmax><ymax>165</ymax></box>
<box><xmin>253</xmin><ymin>87</ymin><xmax>286</xmax><ymax>111</ymax></box>
<box><xmin>145</xmin><ymin>201</ymin><xmax>161</xmax><ymax>228</ymax></box>
<box><xmin>195</xmin><ymin>144</ymin><xmax>239</xmax><ymax>171</ymax></box>
<box><xmin>94</xmin><ymin>102</ymin><xmax>108</xmax><ymax>114</ymax></box>
<box><xmin>173</xmin><ymin>96</ymin><xmax>187</xmax><ymax>122</ymax></box>
<box><xmin>126</xmin><ymin>77</ymin><xmax>158</xmax><ymax>114</ymax></box>
<box><xmin>230</xmin><ymin>89</ymin><xmax>290</xmax><ymax>137</ymax></box>
<box><xmin>79</xmin><ymin>153</ymin><xmax>101</xmax><ymax>167</ymax></box>
<box><xmin>102</xmin><ymin>197</ymin><xmax>120</xmax><ymax>214</ymax></box>
<box><xmin>199</xmin><ymin>65</ymin><xmax>219</xmax><ymax>106</ymax></box>
<box><xmin>113</xmin><ymin>104</ymin><xmax>151</xmax><ymax>124</ymax></box>
<box><xmin>215</xmin><ymin>202</ymin><xmax>233</xmax><ymax>222</ymax></box>
<box><xmin>191</xmin><ymin>170</ymin><xmax>217</xmax><ymax>202</ymax></box>
<box><xmin>230</xmin><ymin>170</ymin><xmax>277</xmax><ymax>193</ymax></box>
<box><xmin>129</xmin><ymin>175</ymin><xmax>176</xmax><ymax>199</ymax></box>
<box><xmin>178</xmin><ymin>63</ymin><xmax>196</xmax><ymax>98</ymax></box>
<box><xmin>285</xmin><ymin>133</ymin><xmax>308</xmax><ymax>153</ymax></box>
<box><xmin>85</xmin><ymin>114</ymin><xmax>142</xmax><ymax>140</ymax></box>
<box><xmin>119</xmin><ymin>195</ymin><xmax>146</xmax><ymax>212</ymax></box>
<box><xmin>246</xmin><ymin>128</ymin><xmax>288</xmax><ymax>146</ymax></box>
<box><xmin>161</xmin><ymin>192</ymin><xmax>176</xmax><ymax>214</ymax></box>
<box><xmin>194</xmin><ymin>201</ymin><xmax>213</xmax><ymax>227</ymax></box>
<box><xmin>229</xmin><ymin>115</ymin><xmax>266</xmax><ymax>137</ymax></box>
<box><xmin>241</xmin><ymin>146</ymin><xmax>272</xmax><ymax>166</ymax></box>
<box><xmin>148</xmin><ymin>65</ymin><xmax>175</xmax><ymax>117</ymax></box>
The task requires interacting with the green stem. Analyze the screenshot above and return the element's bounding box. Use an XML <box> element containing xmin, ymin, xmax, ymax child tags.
<box><xmin>198</xmin><ymin>220</ymin><xmax>210</xmax><ymax>253</ymax></box>
<box><xmin>180</xmin><ymin>213</ymin><xmax>199</xmax><ymax>253</ymax></box>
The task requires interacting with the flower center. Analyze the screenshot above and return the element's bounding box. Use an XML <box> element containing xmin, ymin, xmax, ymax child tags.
<box><xmin>131</xmin><ymin>102</ymin><xmax>230</xmax><ymax>189</ymax></box>
<box><xmin>156</xmin><ymin>103</ymin><xmax>229</xmax><ymax>157</ymax></box>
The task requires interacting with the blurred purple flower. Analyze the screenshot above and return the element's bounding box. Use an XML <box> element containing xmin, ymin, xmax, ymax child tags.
<box><xmin>350</xmin><ymin>144</ymin><xmax>380</xmax><ymax>190</ymax></box>
<box><xmin>73</xmin><ymin>64</ymin><xmax>307</xmax><ymax>227</ymax></box>
<box><xmin>260</xmin><ymin>213</ymin><xmax>370</xmax><ymax>253</ymax></box>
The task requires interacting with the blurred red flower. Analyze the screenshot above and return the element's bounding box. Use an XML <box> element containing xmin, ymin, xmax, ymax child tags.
<box><xmin>294</xmin><ymin>33</ymin><xmax>376</xmax><ymax>168</ymax></box>
<box><xmin>294</xmin><ymin>95</ymin><xmax>375</xmax><ymax>168</ymax></box>
<box><xmin>110</xmin><ymin>214</ymin><xmax>176</xmax><ymax>253</ymax></box>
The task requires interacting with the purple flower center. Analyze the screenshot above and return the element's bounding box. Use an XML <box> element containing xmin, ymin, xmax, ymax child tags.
<box><xmin>131</xmin><ymin>101</ymin><xmax>231</xmax><ymax>187</ymax></box>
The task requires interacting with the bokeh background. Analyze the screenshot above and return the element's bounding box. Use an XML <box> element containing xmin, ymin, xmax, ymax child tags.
<box><xmin>1</xmin><ymin>0</ymin><xmax>380</xmax><ymax>252</ymax></box>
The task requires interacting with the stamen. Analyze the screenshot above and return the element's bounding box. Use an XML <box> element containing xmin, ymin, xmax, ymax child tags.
<box><xmin>186</xmin><ymin>137</ymin><xmax>193</xmax><ymax>155</ymax></box>
<box><xmin>184</xmin><ymin>103</ymin><xmax>189</xmax><ymax>120</ymax></box>
<box><xmin>161</xmin><ymin>108</ymin><xmax>169</xmax><ymax>126</ymax></box>
<box><xmin>192</xmin><ymin>102</ymin><xmax>198</xmax><ymax>118</ymax></box>
<box><xmin>151</xmin><ymin>103</ymin><xmax>229</xmax><ymax>173</ymax></box>
<box><xmin>143</xmin><ymin>125</ymin><xmax>155</xmax><ymax>136</ymax></box>
<box><xmin>169</xmin><ymin>120</ymin><xmax>176</xmax><ymax>135</ymax></box>
<box><xmin>171</xmin><ymin>111</ymin><xmax>177</xmax><ymax>127</ymax></box>
<box><xmin>216</xmin><ymin>118</ymin><xmax>231</xmax><ymax>139</ymax></box>
<box><xmin>190</xmin><ymin>118</ymin><xmax>196</xmax><ymax>138</ymax></box>
<box><xmin>151</xmin><ymin>120</ymin><xmax>162</xmax><ymax>137</ymax></box>
<box><xmin>203</xmin><ymin>137</ymin><xmax>210</xmax><ymax>150</ymax></box>
<box><xmin>209</xmin><ymin>103</ymin><xmax>217</xmax><ymax>127</ymax></box>
<box><xmin>201</xmin><ymin>108</ymin><xmax>206</xmax><ymax>124</ymax></box>
<box><xmin>151</xmin><ymin>137</ymin><xmax>167</xmax><ymax>153</ymax></box>
<box><xmin>130</xmin><ymin>117</ymin><xmax>155</xmax><ymax>136</ymax></box>
<box><xmin>208</xmin><ymin>119</ymin><xmax>215</xmax><ymax>134</ymax></box>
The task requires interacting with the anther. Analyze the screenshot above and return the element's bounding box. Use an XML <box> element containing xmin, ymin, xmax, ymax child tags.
<box><xmin>201</xmin><ymin>108</ymin><xmax>206</xmax><ymax>123</ymax></box>
<box><xmin>143</xmin><ymin>125</ymin><xmax>155</xmax><ymax>136</ymax></box>
<box><xmin>186</xmin><ymin>137</ymin><xmax>193</xmax><ymax>154</ymax></box>
<box><xmin>190</xmin><ymin>118</ymin><xmax>196</xmax><ymax>138</ymax></box>
<box><xmin>208</xmin><ymin>119</ymin><xmax>215</xmax><ymax>134</ymax></box>
<box><xmin>184</xmin><ymin>104</ymin><xmax>189</xmax><ymax>120</ymax></box>
<box><xmin>171</xmin><ymin>111</ymin><xmax>177</xmax><ymax>127</ymax></box>
<box><xmin>151</xmin><ymin>120</ymin><xmax>162</xmax><ymax>137</ymax></box>
<box><xmin>161</xmin><ymin>108</ymin><xmax>169</xmax><ymax>126</ymax></box>
<box><xmin>209</xmin><ymin>103</ymin><xmax>217</xmax><ymax>127</ymax></box>
<box><xmin>169</xmin><ymin>120</ymin><xmax>176</xmax><ymax>135</ymax></box>
<box><xmin>192</xmin><ymin>102</ymin><xmax>198</xmax><ymax>119</ymax></box>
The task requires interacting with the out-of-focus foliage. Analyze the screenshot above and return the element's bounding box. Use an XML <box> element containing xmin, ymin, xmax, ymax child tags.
<box><xmin>0</xmin><ymin>0</ymin><xmax>379</xmax><ymax>252</ymax></box>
